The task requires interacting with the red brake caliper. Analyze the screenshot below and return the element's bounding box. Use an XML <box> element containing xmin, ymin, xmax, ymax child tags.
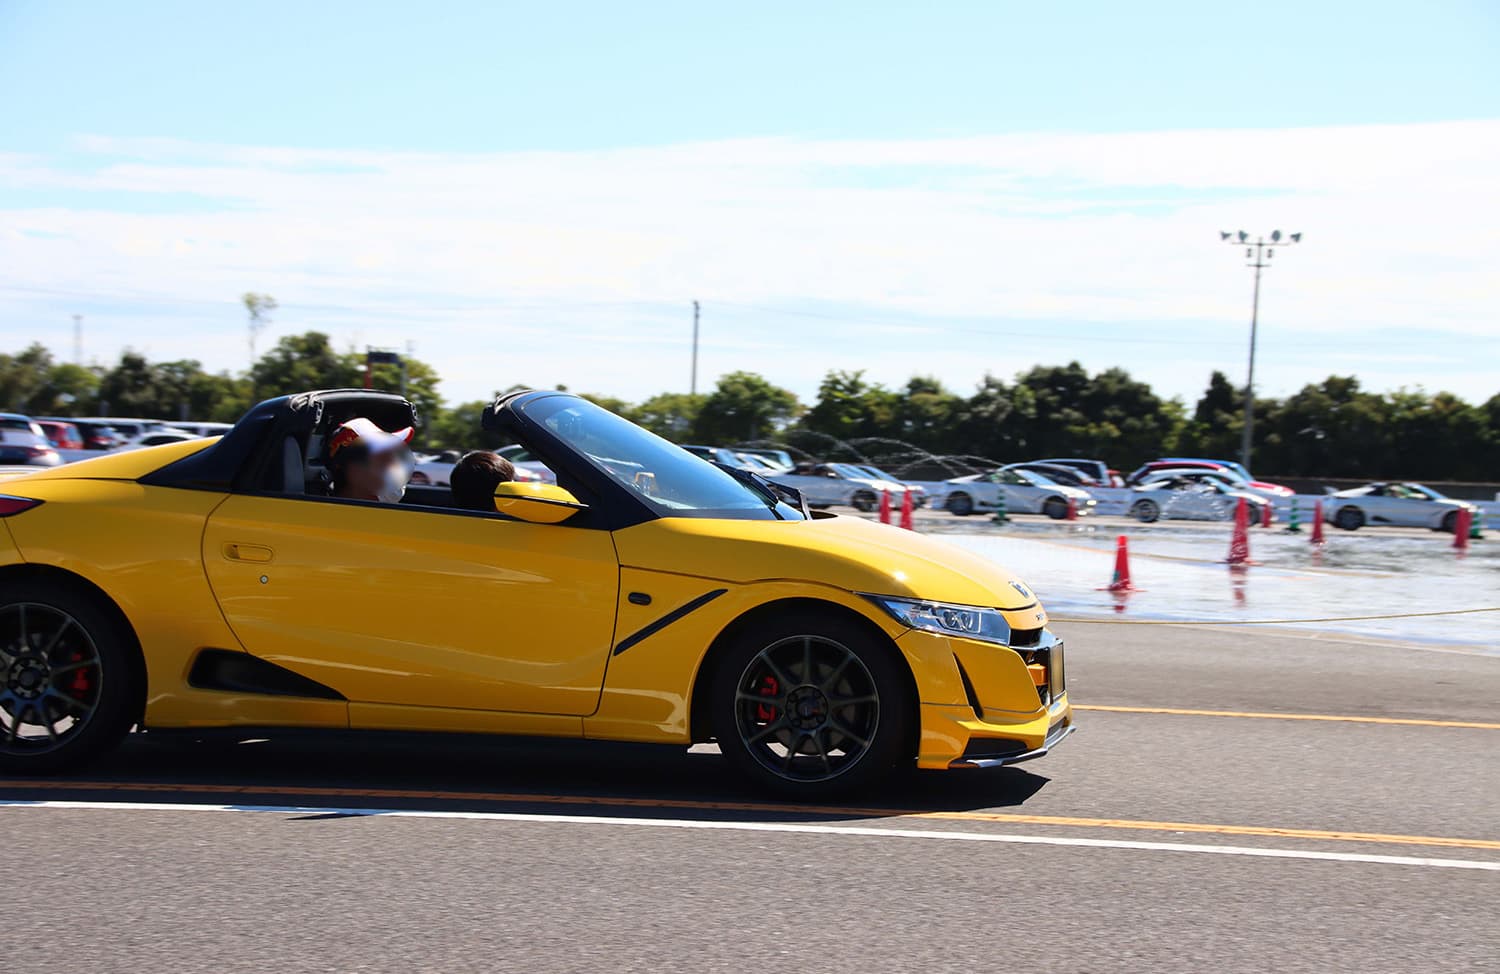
<box><xmin>68</xmin><ymin>652</ymin><xmax>91</xmax><ymax>696</ymax></box>
<box><xmin>755</xmin><ymin>675</ymin><xmax>780</xmax><ymax>722</ymax></box>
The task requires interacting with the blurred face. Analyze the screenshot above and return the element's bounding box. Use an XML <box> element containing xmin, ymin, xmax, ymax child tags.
<box><xmin>341</xmin><ymin>449</ymin><xmax>408</xmax><ymax>500</ymax></box>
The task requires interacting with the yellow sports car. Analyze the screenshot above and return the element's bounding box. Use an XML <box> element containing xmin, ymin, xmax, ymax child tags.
<box><xmin>0</xmin><ymin>389</ymin><xmax>1070</xmax><ymax>796</ymax></box>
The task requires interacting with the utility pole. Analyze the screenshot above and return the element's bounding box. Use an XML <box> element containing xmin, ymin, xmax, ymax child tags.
<box><xmin>72</xmin><ymin>315</ymin><xmax>82</xmax><ymax>365</ymax></box>
<box><xmin>1220</xmin><ymin>230</ymin><xmax>1301</xmax><ymax>471</ymax></box>
<box><xmin>690</xmin><ymin>300</ymin><xmax>700</xmax><ymax>396</ymax></box>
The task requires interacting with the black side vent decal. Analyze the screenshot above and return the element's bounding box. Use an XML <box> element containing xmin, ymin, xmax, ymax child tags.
<box><xmin>613</xmin><ymin>589</ymin><xmax>728</xmax><ymax>656</ymax></box>
<box><xmin>188</xmin><ymin>649</ymin><xmax>346</xmax><ymax>700</ymax></box>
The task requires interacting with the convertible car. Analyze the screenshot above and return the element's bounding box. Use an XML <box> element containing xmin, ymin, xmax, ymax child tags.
<box><xmin>1323</xmin><ymin>482</ymin><xmax>1479</xmax><ymax>532</ymax></box>
<box><xmin>0</xmin><ymin>389</ymin><xmax>1070</xmax><ymax>796</ymax></box>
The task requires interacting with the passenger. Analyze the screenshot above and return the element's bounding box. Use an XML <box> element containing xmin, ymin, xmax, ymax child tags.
<box><xmin>325</xmin><ymin>417</ymin><xmax>415</xmax><ymax>503</ymax></box>
<box><xmin>449</xmin><ymin>450</ymin><xmax>516</xmax><ymax>511</ymax></box>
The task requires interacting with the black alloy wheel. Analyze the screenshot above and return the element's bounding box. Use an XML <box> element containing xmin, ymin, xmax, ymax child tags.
<box><xmin>0</xmin><ymin>582</ymin><xmax>135</xmax><ymax>773</ymax></box>
<box><xmin>711</xmin><ymin>610</ymin><xmax>910</xmax><ymax>797</ymax></box>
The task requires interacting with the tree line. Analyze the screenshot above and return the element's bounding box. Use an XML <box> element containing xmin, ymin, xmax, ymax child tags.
<box><xmin>3</xmin><ymin>332</ymin><xmax>1496</xmax><ymax>481</ymax></box>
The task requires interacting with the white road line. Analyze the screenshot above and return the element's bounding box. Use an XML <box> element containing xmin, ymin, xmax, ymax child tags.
<box><xmin>5</xmin><ymin>799</ymin><xmax>1498</xmax><ymax>872</ymax></box>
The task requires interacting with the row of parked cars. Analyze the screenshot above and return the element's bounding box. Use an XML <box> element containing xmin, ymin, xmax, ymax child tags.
<box><xmin>0</xmin><ymin>413</ymin><xmax>233</xmax><ymax>468</ymax></box>
<box><xmin>663</xmin><ymin>448</ymin><xmax>1483</xmax><ymax>532</ymax></box>
<box><xmin>934</xmin><ymin>456</ymin><xmax>1482</xmax><ymax>530</ymax></box>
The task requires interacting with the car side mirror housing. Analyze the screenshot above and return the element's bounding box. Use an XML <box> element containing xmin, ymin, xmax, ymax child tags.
<box><xmin>493</xmin><ymin>481</ymin><xmax>588</xmax><ymax>524</ymax></box>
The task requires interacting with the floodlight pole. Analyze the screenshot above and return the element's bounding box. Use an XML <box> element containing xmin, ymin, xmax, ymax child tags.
<box><xmin>1223</xmin><ymin>232</ymin><xmax>1299</xmax><ymax>471</ymax></box>
<box><xmin>1241</xmin><ymin>246</ymin><xmax>1263</xmax><ymax>471</ymax></box>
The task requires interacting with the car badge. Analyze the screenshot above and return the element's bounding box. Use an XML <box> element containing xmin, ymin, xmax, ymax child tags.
<box><xmin>1010</xmin><ymin>581</ymin><xmax>1030</xmax><ymax>599</ymax></box>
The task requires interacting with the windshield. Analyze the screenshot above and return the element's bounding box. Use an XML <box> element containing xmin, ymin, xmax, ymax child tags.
<box><xmin>831</xmin><ymin>463</ymin><xmax>874</xmax><ymax>481</ymax></box>
<box><xmin>521</xmin><ymin>397</ymin><xmax>804</xmax><ymax>520</ymax></box>
<box><xmin>1013</xmin><ymin>468</ymin><xmax>1056</xmax><ymax>487</ymax></box>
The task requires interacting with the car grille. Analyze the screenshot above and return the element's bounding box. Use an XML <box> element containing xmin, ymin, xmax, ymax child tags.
<box><xmin>1009</xmin><ymin>627</ymin><xmax>1043</xmax><ymax>648</ymax></box>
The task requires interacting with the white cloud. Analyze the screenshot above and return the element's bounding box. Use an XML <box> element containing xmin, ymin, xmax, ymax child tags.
<box><xmin>1</xmin><ymin>121</ymin><xmax>1497</xmax><ymax>405</ymax></box>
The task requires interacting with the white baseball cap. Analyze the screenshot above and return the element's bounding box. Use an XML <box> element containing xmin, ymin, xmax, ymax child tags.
<box><xmin>326</xmin><ymin>417</ymin><xmax>414</xmax><ymax>463</ymax></box>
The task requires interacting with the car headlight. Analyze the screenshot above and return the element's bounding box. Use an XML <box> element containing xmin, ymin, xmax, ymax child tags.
<box><xmin>862</xmin><ymin>595</ymin><xmax>1012</xmax><ymax>646</ymax></box>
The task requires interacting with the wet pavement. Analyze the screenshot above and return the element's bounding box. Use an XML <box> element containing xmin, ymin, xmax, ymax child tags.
<box><xmin>923</xmin><ymin>515</ymin><xmax>1498</xmax><ymax>652</ymax></box>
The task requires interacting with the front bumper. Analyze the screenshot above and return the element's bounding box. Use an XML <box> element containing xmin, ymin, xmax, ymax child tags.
<box><xmin>949</xmin><ymin>718</ymin><xmax>1074</xmax><ymax>769</ymax></box>
<box><xmin>900</xmin><ymin>626</ymin><xmax>1074</xmax><ymax>770</ymax></box>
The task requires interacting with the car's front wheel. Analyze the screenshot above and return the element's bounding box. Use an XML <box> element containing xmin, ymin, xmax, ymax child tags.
<box><xmin>1334</xmin><ymin>506</ymin><xmax>1365</xmax><ymax>531</ymax></box>
<box><xmin>851</xmin><ymin>491</ymin><xmax>878</xmax><ymax>513</ymax></box>
<box><xmin>1441</xmin><ymin>510</ymin><xmax>1460</xmax><ymax>534</ymax></box>
<box><xmin>710</xmin><ymin>609</ymin><xmax>912</xmax><ymax>798</ymax></box>
<box><xmin>1130</xmin><ymin>498</ymin><xmax>1160</xmax><ymax>523</ymax></box>
<box><xmin>945</xmin><ymin>492</ymin><xmax>974</xmax><ymax>516</ymax></box>
<box><xmin>0</xmin><ymin>580</ymin><xmax>137</xmax><ymax>774</ymax></box>
<box><xmin>1042</xmin><ymin>496</ymin><xmax>1069</xmax><ymax>520</ymax></box>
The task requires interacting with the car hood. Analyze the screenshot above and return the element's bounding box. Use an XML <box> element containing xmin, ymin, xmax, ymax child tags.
<box><xmin>1247</xmin><ymin>479</ymin><xmax>1293</xmax><ymax>495</ymax></box>
<box><xmin>612</xmin><ymin>513</ymin><xmax>1041</xmax><ymax>610</ymax></box>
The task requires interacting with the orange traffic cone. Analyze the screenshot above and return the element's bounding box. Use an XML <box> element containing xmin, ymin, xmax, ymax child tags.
<box><xmin>1311</xmin><ymin>500</ymin><xmax>1325</xmax><ymax>546</ymax></box>
<box><xmin>1226</xmin><ymin>496</ymin><xmax>1251</xmax><ymax>565</ymax></box>
<box><xmin>878</xmin><ymin>490</ymin><xmax>892</xmax><ymax>524</ymax></box>
<box><xmin>1066</xmin><ymin>496</ymin><xmax>1078</xmax><ymax>521</ymax></box>
<box><xmin>1103</xmin><ymin>535</ymin><xmax>1135</xmax><ymax>591</ymax></box>
<box><xmin>1453</xmin><ymin>507</ymin><xmax>1471</xmax><ymax>552</ymax></box>
<box><xmin>899</xmin><ymin>488</ymin><xmax>914</xmax><ymax>531</ymax></box>
<box><xmin>1261</xmin><ymin>502</ymin><xmax>1273</xmax><ymax>528</ymax></box>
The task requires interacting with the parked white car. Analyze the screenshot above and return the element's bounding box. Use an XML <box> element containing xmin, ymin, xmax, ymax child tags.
<box><xmin>113</xmin><ymin>429</ymin><xmax>198</xmax><ymax>451</ymax></box>
<box><xmin>769</xmin><ymin>462</ymin><xmax>918</xmax><ymax>512</ymax></box>
<box><xmin>939</xmin><ymin>467</ymin><xmax>1094</xmax><ymax>518</ymax></box>
<box><xmin>1323</xmin><ymin>482</ymin><xmax>1479</xmax><ymax>532</ymax></box>
<box><xmin>409</xmin><ymin>446</ymin><xmax>555</xmax><ymax>486</ymax></box>
<box><xmin>1128</xmin><ymin>476</ymin><xmax>1271</xmax><ymax>523</ymax></box>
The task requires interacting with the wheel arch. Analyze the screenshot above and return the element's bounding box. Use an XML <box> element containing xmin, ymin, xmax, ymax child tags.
<box><xmin>0</xmin><ymin>563</ymin><xmax>148</xmax><ymax>725</ymax></box>
<box><xmin>688</xmin><ymin>596</ymin><xmax>920</xmax><ymax>757</ymax></box>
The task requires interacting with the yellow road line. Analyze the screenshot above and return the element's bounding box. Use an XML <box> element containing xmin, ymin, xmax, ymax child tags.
<box><xmin>2</xmin><ymin>779</ymin><xmax>1496</xmax><ymax>852</ymax></box>
<box><xmin>1074</xmin><ymin>703</ymin><xmax>1500</xmax><ymax>730</ymax></box>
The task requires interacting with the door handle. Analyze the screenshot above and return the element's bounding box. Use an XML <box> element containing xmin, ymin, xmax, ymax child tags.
<box><xmin>222</xmin><ymin>543</ymin><xmax>274</xmax><ymax>563</ymax></box>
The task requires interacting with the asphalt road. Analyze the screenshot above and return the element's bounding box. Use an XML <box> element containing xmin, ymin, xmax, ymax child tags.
<box><xmin>3</xmin><ymin>623</ymin><xmax>1496</xmax><ymax>973</ymax></box>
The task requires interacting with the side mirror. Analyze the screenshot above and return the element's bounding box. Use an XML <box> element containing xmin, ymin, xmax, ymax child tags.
<box><xmin>494</xmin><ymin>481</ymin><xmax>588</xmax><ymax>524</ymax></box>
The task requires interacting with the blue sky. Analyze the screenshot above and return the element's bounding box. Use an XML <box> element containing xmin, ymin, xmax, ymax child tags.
<box><xmin>1</xmin><ymin>1</ymin><xmax>1497</xmax><ymax>407</ymax></box>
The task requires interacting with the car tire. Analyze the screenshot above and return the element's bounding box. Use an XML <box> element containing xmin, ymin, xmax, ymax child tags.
<box><xmin>0</xmin><ymin>579</ymin><xmax>138</xmax><ymax>775</ymax></box>
<box><xmin>1334</xmin><ymin>506</ymin><xmax>1365</xmax><ymax>531</ymax></box>
<box><xmin>1130</xmin><ymin>499</ymin><xmax>1160</xmax><ymax>523</ymax></box>
<box><xmin>1042</xmin><ymin>497</ymin><xmax>1069</xmax><ymax>520</ymax></box>
<box><xmin>945</xmin><ymin>492</ymin><xmax>974</xmax><ymax>517</ymax></box>
<box><xmin>1441</xmin><ymin>510</ymin><xmax>1459</xmax><ymax>534</ymax></box>
<box><xmin>709</xmin><ymin>608</ymin><xmax>913</xmax><ymax>799</ymax></box>
<box><xmin>851</xmin><ymin>491</ymin><xmax>878</xmax><ymax>513</ymax></box>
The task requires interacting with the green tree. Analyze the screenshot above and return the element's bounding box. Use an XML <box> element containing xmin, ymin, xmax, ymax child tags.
<box><xmin>1176</xmin><ymin>370</ymin><xmax>1242</xmax><ymax>459</ymax></box>
<box><xmin>632</xmin><ymin>392</ymin><xmax>706</xmax><ymax>441</ymax></box>
<box><xmin>693</xmin><ymin>371</ymin><xmax>800</xmax><ymax>442</ymax></box>
<box><xmin>250</xmin><ymin>332</ymin><xmax>356</xmax><ymax>395</ymax></box>
<box><xmin>0</xmin><ymin>344</ymin><xmax>58</xmax><ymax>412</ymax></box>
<box><xmin>243</xmin><ymin>292</ymin><xmax>278</xmax><ymax>368</ymax></box>
<box><xmin>1256</xmin><ymin>376</ymin><xmax>1390</xmax><ymax>477</ymax></box>
<box><xmin>801</xmin><ymin>370</ymin><xmax>902</xmax><ymax>441</ymax></box>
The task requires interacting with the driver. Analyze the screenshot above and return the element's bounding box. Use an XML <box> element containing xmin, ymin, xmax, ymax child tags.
<box><xmin>325</xmin><ymin>417</ymin><xmax>415</xmax><ymax>503</ymax></box>
<box><xmin>449</xmin><ymin>450</ymin><xmax>516</xmax><ymax>511</ymax></box>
